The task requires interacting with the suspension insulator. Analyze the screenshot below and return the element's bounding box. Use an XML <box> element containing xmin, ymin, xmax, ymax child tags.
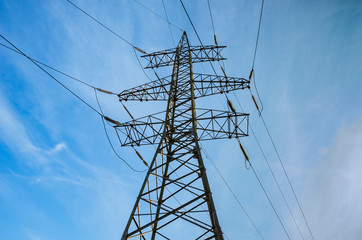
<box><xmin>227</xmin><ymin>100</ymin><xmax>236</xmax><ymax>114</ymax></box>
<box><xmin>96</xmin><ymin>88</ymin><xmax>115</xmax><ymax>95</ymax></box>
<box><xmin>251</xmin><ymin>94</ymin><xmax>260</xmax><ymax>112</ymax></box>
<box><xmin>249</xmin><ymin>69</ymin><xmax>254</xmax><ymax>80</ymax></box>
<box><xmin>238</xmin><ymin>142</ymin><xmax>250</xmax><ymax>162</ymax></box>
<box><xmin>133</xmin><ymin>147</ymin><xmax>149</xmax><ymax>167</ymax></box>
<box><xmin>104</xmin><ymin>116</ymin><xmax>120</xmax><ymax>126</ymax></box>
<box><xmin>135</xmin><ymin>47</ymin><xmax>146</xmax><ymax>54</ymax></box>
<box><xmin>214</xmin><ymin>35</ymin><xmax>218</xmax><ymax>46</ymax></box>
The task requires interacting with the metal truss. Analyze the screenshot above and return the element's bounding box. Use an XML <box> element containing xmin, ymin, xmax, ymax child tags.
<box><xmin>142</xmin><ymin>45</ymin><xmax>226</xmax><ymax>69</ymax></box>
<box><xmin>120</xmin><ymin>32</ymin><xmax>249</xmax><ymax>240</ymax></box>
<box><xmin>118</xmin><ymin>74</ymin><xmax>250</xmax><ymax>101</ymax></box>
<box><xmin>116</xmin><ymin>108</ymin><xmax>249</xmax><ymax>146</ymax></box>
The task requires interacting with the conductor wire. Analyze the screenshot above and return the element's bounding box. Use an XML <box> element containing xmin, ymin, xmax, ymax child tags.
<box><xmin>132</xmin><ymin>0</ymin><xmax>183</xmax><ymax>32</ymax></box>
<box><xmin>66</xmin><ymin>0</ymin><xmax>139</xmax><ymax>49</ymax></box>
<box><xmin>250</xmin><ymin>0</ymin><xmax>265</xmax><ymax>113</ymax></box>
<box><xmin>0</xmin><ymin>34</ymin><xmax>102</xmax><ymax>116</ymax></box>
<box><xmin>200</xmin><ymin>144</ymin><xmax>265</xmax><ymax>240</ymax></box>
<box><xmin>161</xmin><ymin>0</ymin><xmax>176</xmax><ymax>47</ymax></box>
<box><xmin>250</xmin><ymin>162</ymin><xmax>292</xmax><ymax>240</ymax></box>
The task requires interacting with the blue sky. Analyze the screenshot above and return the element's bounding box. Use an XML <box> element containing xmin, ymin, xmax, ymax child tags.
<box><xmin>1</xmin><ymin>0</ymin><xmax>362</xmax><ymax>239</ymax></box>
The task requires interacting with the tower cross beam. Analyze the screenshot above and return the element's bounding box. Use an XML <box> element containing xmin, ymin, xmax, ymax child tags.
<box><xmin>142</xmin><ymin>45</ymin><xmax>226</xmax><ymax>69</ymax></box>
<box><xmin>118</xmin><ymin>74</ymin><xmax>250</xmax><ymax>101</ymax></box>
<box><xmin>115</xmin><ymin>108</ymin><xmax>249</xmax><ymax>146</ymax></box>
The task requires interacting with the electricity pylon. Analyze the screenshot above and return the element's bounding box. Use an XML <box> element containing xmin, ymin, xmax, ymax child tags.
<box><xmin>115</xmin><ymin>32</ymin><xmax>250</xmax><ymax>240</ymax></box>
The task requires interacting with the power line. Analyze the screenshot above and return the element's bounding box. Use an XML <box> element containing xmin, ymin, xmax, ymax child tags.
<box><xmin>250</xmin><ymin>0</ymin><xmax>265</xmax><ymax>113</ymax></box>
<box><xmin>132</xmin><ymin>0</ymin><xmax>183</xmax><ymax>32</ymax></box>
<box><xmin>66</xmin><ymin>0</ymin><xmax>138</xmax><ymax>49</ymax></box>
<box><xmin>200</xmin><ymin>144</ymin><xmax>265</xmax><ymax>240</ymax></box>
<box><xmin>207</xmin><ymin>0</ymin><xmax>217</xmax><ymax>45</ymax></box>
<box><xmin>132</xmin><ymin>47</ymin><xmax>153</xmax><ymax>81</ymax></box>
<box><xmin>161</xmin><ymin>0</ymin><xmax>176</xmax><ymax>47</ymax></box>
<box><xmin>94</xmin><ymin>88</ymin><xmax>146</xmax><ymax>173</ymax></box>
<box><xmin>179</xmin><ymin>5</ymin><xmax>294</xmax><ymax>238</ymax></box>
<box><xmin>179</xmin><ymin>0</ymin><xmax>221</xmax><ymax>81</ymax></box>
<box><xmin>1</xmin><ymin>33</ymin><xmax>143</xmax><ymax>173</ymax></box>
<box><xmin>251</xmin><ymin>124</ymin><xmax>306</xmax><ymax>240</ymax></box>
<box><xmin>250</xmin><ymin>163</ymin><xmax>292</xmax><ymax>240</ymax></box>
<box><xmin>236</xmin><ymin>136</ymin><xmax>293</xmax><ymax>240</ymax></box>
<box><xmin>260</xmin><ymin>114</ymin><xmax>316</xmax><ymax>240</ymax></box>
<box><xmin>252</xmin><ymin>0</ymin><xmax>265</xmax><ymax>69</ymax></box>
<box><xmin>0</xmin><ymin>34</ymin><xmax>102</xmax><ymax>116</ymax></box>
<box><xmin>101</xmin><ymin>116</ymin><xmax>146</xmax><ymax>173</ymax></box>
<box><xmin>179</xmin><ymin>0</ymin><xmax>203</xmax><ymax>48</ymax></box>
<box><xmin>0</xmin><ymin>42</ymin><xmax>98</xmax><ymax>90</ymax></box>
<box><xmin>233</xmin><ymin>93</ymin><xmax>306</xmax><ymax>240</ymax></box>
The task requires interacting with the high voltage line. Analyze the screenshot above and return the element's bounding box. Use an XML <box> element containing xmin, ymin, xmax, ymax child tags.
<box><xmin>0</xmin><ymin>35</ymin><xmax>145</xmax><ymax>173</ymax></box>
<box><xmin>204</xmin><ymin>0</ymin><xmax>316</xmax><ymax>239</ymax></box>
<box><xmin>179</xmin><ymin>1</ymin><xmax>296</xmax><ymax>238</ymax></box>
<box><xmin>245</xmin><ymin>0</ymin><xmax>316</xmax><ymax>239</ymax></box>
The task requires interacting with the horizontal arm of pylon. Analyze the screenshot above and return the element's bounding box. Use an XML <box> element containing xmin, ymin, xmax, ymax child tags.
<box><xmin>118</xmin><ymin>73</ymin><xmax>249</xmax><ymax>101</ymax></box>
<box><xmin>115</xmin><ymin>108</ymin><xmax>249</xmax><ymax>146</ymax></box>
<box><xmin>118</xmin><ymin>74</ymin><xmax>172</xmax><ymax>101</ymax></box>
<box><xmin>141</xmin><ymin>45</ymin><xmax>226</xmax><ymax>69</ymax></box>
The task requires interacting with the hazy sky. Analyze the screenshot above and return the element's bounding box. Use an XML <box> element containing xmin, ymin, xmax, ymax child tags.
<box><xmin>1</xmin><ymin>0</ymin><xmax>362</xmax><ymax>239</ymax></box>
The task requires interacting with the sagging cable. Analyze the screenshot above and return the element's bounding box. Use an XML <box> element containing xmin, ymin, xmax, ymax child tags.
<box><xmin>132</xmin><ymin>146</ymin><xmax>149</xmax><ymax>167</ymax></box>
<box><xmin>121</xmin><ymin>101</ymin><xmax>136</xmax><ymax>121</ymax></box>
<box><xmin>104</xmin><ymin>116</ymin><xmax>121</xmax><ymax>126</ymax></box>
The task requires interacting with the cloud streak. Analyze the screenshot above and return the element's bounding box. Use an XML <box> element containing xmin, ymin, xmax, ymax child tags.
<box><xmin>302</xmin><ymin>118</ymin><xmax>362</xmax><ymax>240</ymax></box>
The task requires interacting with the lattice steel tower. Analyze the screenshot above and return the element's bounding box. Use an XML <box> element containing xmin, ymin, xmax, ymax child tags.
<box><xmin>116</xmin><ymin>32</ymin><xmax>250</xmax><ymax>239</ymax></box>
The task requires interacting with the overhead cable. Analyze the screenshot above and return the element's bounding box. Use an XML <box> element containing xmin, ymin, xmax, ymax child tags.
<box><xmin>132</xmin><ymin>0</ymin><xmax>183</xmax><ymax>32</ymax></box>
<box><xmin>233</xmin><ymin>92</ymin><xmax>306</xmax><ymax>239</ymax></box>
<box><xmin>161</xmin><ymin>0</ymin><xmax>176</xmax><ymax>47</ymax></box>
<box><xmin>179</xmin><ymin>0</ymin><xmax>222</xmax><ymax>85</ymax></box>
<box><xmin>66</xmin><ymin>0</ymin><xmax>146</xmax><ymax>52</ymax></box>
<box><xmin>101</xmin><ymin>116</ymin><xmax>146</xmax><ymax>173</ymax></box>
<box><xmin>95</xmin><ymin>89</ymin><xmax>146</xmax><ymax>172</ymax></box>
<box><xmin>250</xmin><ymin>0</ymin><xmax>265</xmax><ymax>113</ymax></box>
<box><xmin>260</xmin><ymin>114</ymin><xmax>316</xmax><ymax>240</ymax></box>
<box><xmin>200</xmin><ymin>144</ymin><xmax>265</xmax><ymax>240</ymax></box>
<box><xmin>1</xmin><ymin>35</ymin><xmax>140</xmax><ymax>172</ymax></box>
<box><xmin>250</xmin><ymin>163</ymin><xmax>292</xmax><ymax>240</ymax></box>
<box><xmin>0</xmin><ymin>34</ymin><xmax>102</xmax><ymax>116</ymax></box>
<box><xmin>0</xmin><ymin>42</ymin><xmax>97</xmax><ymax>90</ymax></box>
<box><xmin>251</xmin><ymin>124</ymin><xmax>306</xmax><ymax>239</ymax></box>
<box><xmin>207</xmin><ymin>0</ymin><xmax>218</xmax><ymax>45</ymax></box>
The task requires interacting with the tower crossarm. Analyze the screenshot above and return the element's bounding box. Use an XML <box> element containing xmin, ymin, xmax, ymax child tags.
<box><xmin>142</xmin><ymin>45</ymin><xmax>226</xmax><ymax>69</ymax></box>
<box><xmin>118</xmin><ymin>74</ymin><xmax>249</xmax><ymax>101</ymax></box>
<box><xmin>115</xmin><ymin>108</ymin><xmax>249</xmax><ymax>146</ymax></box>
<box><xmin>118</xmin><ymin>74</ymin><xmax>172</xmax><ymax>101</ymax></box>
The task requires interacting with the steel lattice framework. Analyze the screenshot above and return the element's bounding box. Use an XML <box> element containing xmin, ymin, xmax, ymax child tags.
<box><xmin>116</xmin><ymin>32</ymin><xmax>250</xmax><ymax>240</ymax></box>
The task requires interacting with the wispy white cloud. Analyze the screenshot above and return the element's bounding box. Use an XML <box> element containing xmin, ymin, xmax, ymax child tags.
<box><xmin>302</xmin><ymin>118</ymin><xmax>362</xmax><ymax>240</ymax></box>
